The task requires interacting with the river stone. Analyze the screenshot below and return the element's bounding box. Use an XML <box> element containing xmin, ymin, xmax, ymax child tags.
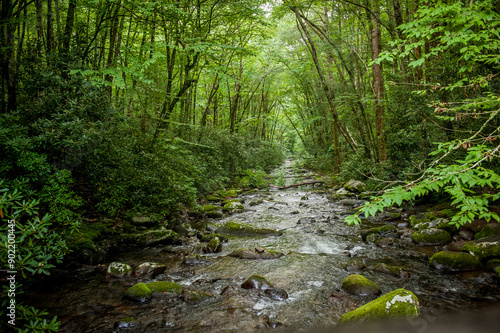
<box><xmin>204</xmin><ymin>236</ymin><xmax>223</xmax><ymax>253</ymax></box>
<box><xmin>485</xmin><ymin>259</ymin><xmax>500</xmax><ymax>272</ymax></box>
<box><xmin>264</xmin><ymin>287</ymin><xmax>288</xmax><ymax>301</ymax></box>
<box><xmin>131</xmin><ymin>216</ymin><xmax>156</xmax><ymax>228</ymax></box>
<box><xmin>133</xmin><ymin>262</ymin><xmax>167</xmax><ymax>277</ymax></box>
<box><xmin>429</xmin><ymin>251</ymin><xmax>483</xmax><ymax>271</ymax></box>
<box><xmin>199</xmin><ymin>204</ymin><xmax>219</xmax><ymax>212</ymax></box>
<box><xmin>144</xmin><ymin>281</ymin><xmax>183</xmax><ymax>297</ymax></box>
<box><xmin>372</xmin><ymin>263</ymin><xmax>410</xmax><ymax>279</ymax></box>
<box><xmin>361</xmin><ymin>225</ymin><xmax>397</xmax><ymax>242</ymax></box>
<box><xmin>412</xmin><ymin>228</ymin><xmax>452</xmax><ymax>246</ymax></box>
<box><xmin>183</xmin><ymin>254</ymin><xmax>212</xmax><ymax>265</ymax></box>
<box><xmin>222</xmin><ymin>200</ymin><xmax>244</xmax><ymax>213</ymax></box>
<box><xmin>474</xmin><ymin>223</ymin><xmax>500</xmax><ymax>240</ymax></box>
<box><xmin>338</xmin><ymin>288</ymin><xmax>419</xmax><ymax>324</ymax></box>
<box><xmin>114</xmin><ymin>318</ymin><xmax>140</xmax><ymax>329</ymax></box>
<box><xmin>216</xmin><ymin>221</ymin><xmax>282</xmax><ymax>237</ymax></box>
<box><xmin>124</xmin><ymin>283</ymin><xmax>152</xmax><ymax>303</ymax></box>
<box><xmin>182</xmin><ymin>290</ymin><xmax>215</xmax><ymax>304</ymax></box>
<box><xmin>206</xmin><ymin>211</ymin><xmax>223</xmax><ymax>218</ymax></box>
<box><xmin>241</xmin><ymin>274</ymin><xmax>273</xmax><ymax>291</ymax></box>
<box><xmin>414</xmin><ymin>218</ymin><xmax>456</xmax><ymax>234</ymax></box>
<box><xmin>459</xmin><ymin>230</ymin><xmax>474</xmax><ymax>240</ymax></box>
<box><xmin>135</xmin><ymin>227</ymin><xmax>180</xmax><ymax>246</ymax></box>
<box><xmin>341</xmin><ymin>274</ymin><xmax>381</xmax><ymax>297</ymax></box>
<box><xmin>107</xmin><ymin>262</ymin><xmax>133</xmax><ymax>278</ymax></box>
<box><xmin>345</xmin><ymin>259</ymin><xmax>367</xmax><ymax>272</ymax></box>
<box><xmin>228</xmin><ymin>247</ymin><xmax>284</xmax><ymax>260</ymax></box>
<box><xmin>328</xmin><ymin>188</ymin><xmax>356</xmax><ymax>201</ymax></box>
<box><xmin>462</xmin><ymin>234</ymin><xmax>500</xmax><ymax>258</ymax></box>
<box><xmin>199</xmin><ymin>233</ymin><xmax>227</xmax><ymax>243</ymax></box>
<box><xmin>344</xmin><ymin>180</ymin><xmax>366</xmax><ymax>193</ymax></box>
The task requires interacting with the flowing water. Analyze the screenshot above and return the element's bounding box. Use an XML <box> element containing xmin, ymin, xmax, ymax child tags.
<box><xmin>24</xmin><ymin>160</ymin><xmax>500</xmax><ymax>332</ymax></box>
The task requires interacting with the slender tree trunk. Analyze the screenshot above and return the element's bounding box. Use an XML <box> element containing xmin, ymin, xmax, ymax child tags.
<box><xmin>0</xmin><ymin>0</ymin><xmax>17</xmax><ymax>112</ymax></box>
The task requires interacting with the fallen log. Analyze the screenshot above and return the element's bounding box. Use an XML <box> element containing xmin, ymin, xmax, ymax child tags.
<box><xmin>271</xmin><ymin>180</ymin><xmax>324</xmax><ymax>190</ymax></box>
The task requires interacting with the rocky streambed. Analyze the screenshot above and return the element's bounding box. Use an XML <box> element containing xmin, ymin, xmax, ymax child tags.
<box><xmin>23</xmin><ymin>161</ymin><xmax>500</xmax><ymax>332</ymax></box>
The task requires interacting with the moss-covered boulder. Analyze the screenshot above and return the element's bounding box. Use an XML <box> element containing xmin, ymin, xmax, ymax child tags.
<box><xmin>474</xmin><ymin>223</ymin><xmax>500</xmax><ymax>240</ymax></box>
<box><xmin>241</xmin><ymin>274</ymin><xmax>274</xmax><ymax>291</ymax></box>
<box><xmin>360</xmin><ymin>225</ymin><xmax>397</xmax><ymax>242</ymax></box>
<box><xmin>462</xmin><ymin>234</ymin><xmax>500</xmax><ymax>258</ymax></box>
<box><xmin>144</xmin><ymin>281</ymin><xmax>183</xmax><ymax>297</ymax></box>
<box><xmin>408</xmin><ymin>215</ymin><xmax>425</xmax><ymax>228</ymax></box>
<box><xmin>124</xmin><ymin>283</ymin><xmax>152</xmax><ymax>303</ymax></box>
<box><xmin>429</xmin><ymin>251</ymin><xmax>483</xmax><ymax>271</ymax></box>
<box><xmin>106</xmin><ymin>262</ymin><xmax>133</xmax><ymax>278</ymax></box>
<box><xmin>216</xmin><ymin>221</ymin><xmax>282</xmax><ymax>237</ymax></box>
<box><xmin>204</xmin><ymin>236</ymin><xmax>223</xmax><ymax>253</ymax></box>
<box><xmin>485</xmin><ymin>259</ymin><xmax>500</xmax><ymax>272</ymax></box>
<box><xmin>199</xmin><ymin>204</ymin><xmax>219</xmax><ymax>212</ymax></box>
<box><xmin>133</xmin><ymin>227</ymin><xmax>179</xmax><ymax>247</ymax></box>
<box><xmin>222</xmin><ymin>200</ymin><xmax>244</xmax><ymax>213</ymax></box>
<box><xmin>344</xmin><ymin>180</ymin><xmax>367</xmax><ymax>193</ymax></box>
<box><xmin>183</xmin><ymin>254</ymin><xmax>212</xmax><ymax>265</ymax></box>
<box><xmin>264</xmin><ymin>287</ymin><xmax>288</xmax><ymax>301</ymax></box>
<box><xmin>182</xmin><ymin>290</ymin><xmax>215</xmax><ymax>304</ymax></box>
<box><xmin>414</xmin><ymin>218</ymin><xmax>456</xmax><ymax>234</ymax></box>
<box><xmin>345</xmin><ymin>259</ymin><xmax>367</xmax><ymax>272</ymax></box>
<box><xmin>228</xmin><ymin>247</ymin><xmax>284</xmax><ymax>260</ymax></box>
<box><xmin>412</xmin><ymin>228</ymin><xmax>452</xmax><ymax>246</ymax></box>
<box><xmin>338</xmin><ymin>289</ymin><xmax>419</xmax><ymax>324</ymax></box>
<box><xmin>206</xmin><ymin>211</ymin><xmax>223</xmax><ymax>218</ymax></box>
<box><xmin>133</xmin><ymin>262</ymin><xmax>167</xmax><ymax>277</ymax></box>
<box><xmin>199</xmin><ymin>233</ymin><xmax>227</xmax><ymax>243</ymax></box>
<box><xmin>328</xmin><ymin>188</ymin><xmax>357</xmax><ymax>201</ymax></box>
<box><xmin>131</xmin><ymin>216</ymin><xmax>156</xmax><ymax>228</ymax></box>
<box><xmin>341</xmin><ymin>274</ymin><xmax>381</xmax><ymax>297</ymax></box>
<box><xmin>205</xmin><ymin>195</ymin><xmax>220</xmax><ymax>202</ymax></box>
<box><xmin>372</xmin><ymin>263</ymin><xmax>410</xmax><ymax>279</ymax></box>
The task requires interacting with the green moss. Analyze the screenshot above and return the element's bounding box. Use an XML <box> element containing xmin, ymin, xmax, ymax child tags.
<box><xmin>462</xmin><ymin>234</ymin><xmax>500</xmax><ymax>258</ymax></box>
<box><xmin>372</xmin><ymin>263</ymin><xmax>410</xmax><ymax>278</ymax></box>
<box><xmin>339</xmin><ymin>289</ymin><xmax>419</xmax><ymax>324</ymax></box>
<box><xmin>182</xmin><ymin>290</ymin><xmax>214</xmax><ymax>304</ymax></box>
<box><xmin>125</xmin><ymin>283</ymin><xmax>152</xmax><ymax>303</ymax></box>
<box><xmin>222</xmin><ymin>201</ymin><xmax>244</xmax><ymax>212</ymax></box>
<box><xmin>408</xmin><ymin>215</ymin><xmax>425</xmax><ymax>227</ymax></box>
<box><xmin>474</xmin><ymin>223</ymin><xmax>500</xmax><ymax>240</ymax></box>
<box><xmin>205</xmin><ymin>236</ymin><xmax>223</xmax><ymax>253</ymax></box>
<box><xmin>430</xmin><ymin>251</ymin><xmax>483</xmax><ymax>271</ymax></box>
<box><xmin>206</xmin><ymin>195</ymin><xmax>220</xmax><ymax>202</ymax></box>
<box><xmin>438</xmin><ymin>209</ymin><xmax>456</xmax><ymax>219</ymax></box>
<box><xmin>341</xmin><ymin>274</ymin><xmax>381</xmax><ymax>296</ymax></box>
<box><xmin>215</xmin><ymin>221</ymin><xmax>282</xmax><ymax>236</ymax></box>
<box><xmin>107</xmin><ymin>262</ymin><xmax>133</xmax><ymax>277</ymax></box>
<box><xmin>412</xmin><ymin>228</ymin><xmax>452</xmax><ymax>245</ymax></box>
<box><xmin>485</xmin><ymin>259</ymin><xmax>500</xmax><ymax>272</ymax></box>
<box><xmin>199</xmin><ymin>233</ymin><xmax>227</xmax><ymax>242</ymax></box>
<box><xmin>199</xmin><ymin>204</ymin><xmax>219</xmax><ymax>212</ymax></box>
<box><xmin>144</xmin><ymin>281</ymin><xmax>183</xmax><ymax>297</ymax></box>
<box><xmin>360</xmin><ymin>225</ymin><xmax>397</xmax><ymax>241</ymax></box>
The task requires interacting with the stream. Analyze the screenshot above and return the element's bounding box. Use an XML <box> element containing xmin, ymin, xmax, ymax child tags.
<box><xmin>24</xmin><ymin>160</ymin><xmax>500</xmax><ymax>332</ymax></box>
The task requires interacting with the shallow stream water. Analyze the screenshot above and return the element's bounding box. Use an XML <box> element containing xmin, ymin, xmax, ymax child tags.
<box><xmin>24</xmin><ymin>160</ymin><xmax>500</xmax><ymax>332</ymax></box>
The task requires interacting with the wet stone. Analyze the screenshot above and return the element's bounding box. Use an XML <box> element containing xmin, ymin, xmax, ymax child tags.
<box><xmin>241</xmin><ymin>275</ymin><xmax>273</xmax><ymax>291</ymax></box>
<box><xmin>344</xmin><ymin>259</ymin><xmax>367</xmax><ymax>272</ymax></box>
<box><xmin>107</xmin><ymin>262</ymin><xmax>133</xmax><ymax>278</ymax></box>
<box><xmin>216</xmin><ymin>221</ymin><xmax>282</xmax><ymax>237</ymax></box>
<box><xmin>341</xmin><ymin>274</ymin><xmax>381</xmax><ymax>297</ymax></box>
<box><xmin>462</xmin><ymin>234</ymin><xmax>500</xmax><ymax>258</ymax></box>
<box><xmin>297</xmin><ymin>217</ymin><xmax>316</xmax><ymax>224</ymax></box>
<box><xmin>264</xmin><ymin>287</ymin><xmax>288</xmax><ymax>301</ymax></box>
<box><xmin>124</xmin><ymin>283</ymin><xmax>152</xmax><ymax>303</ymax></box>
<box><xmin>144</xmin><ymin>281</ymin><xmax>183</xmax><ymax>298</ymax></box>
<box><xmin>133</xmin><ymin>262</ymin><xmax>167</xmax><ymax>277</ymax></box>
<box><xmin>228</xmin><ymin>247</ymin><xmax>284</xmax><ymax>260</ymax></box>
<box><xmin>114</xmin><ymin>318</ymin><xmax>140</xmax><ymax>330</ymax></box>
<box><xmin>474</xmin><ymin>223</ymin><xmax>500</xmax><ymax>240</ymax></box>
<box><xmin>430</xmin><ymin>251</ymin><xmax>483</xmax><ymax>271</ymax></box>
<box><xmin>183</xmin><ymin>254</ymin><xmax>212</xmax><ymax>265</ymax></box>
<box><xmin>182</xmin><ymin>290</ymin><xmax>215</xmax><ymax>305</ymax></box>
<box><xmin>412</xmin><ymin>228</ymin><xmax>452</xmax><ymax>246</ymax></box>
<box><xmin>372</xmin><ymin>263</ymin><xmax>410</xmax><ymax>279</ymax></box>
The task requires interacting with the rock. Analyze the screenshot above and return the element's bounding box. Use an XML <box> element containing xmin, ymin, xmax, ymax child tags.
<box><xmin>131</xmin><ymin>216</ymin><xmax>156</xmax><ymax>228</ymax></box>
<box><xmin>474</xmin><ymin>223</ymin><xmax>500</xmax><ymax>239</ymax></box>
<box><xmin>264</xmin><ymin>288</ymin><xmax>288</xmax><ymax>301</ymax></box>
<box><xmin>124</xmin><ymin>283</ymin><xmax>152</xmax><ymax>303</ymax></box>
<box><xmin>344</xmin><ymin>180</ymin><xmax>366</xmax><ymax>193</ymax></box>
<box><xmin>341</xmin><ymin>274</ymin><xmax>381</xmax><ymax>297</ymax></box>
<box><xmin>134</xmin><ymin>227</ymin><xmax>180</xmax><ymax>247</ymax></box>
<box><xmin>459</xmin><ymin>230</ymin><xmax>474</xmax><ymax>240</ymax></box>
<box><xmin>206</xmin><ymin>211</ymin><xmax>223</xmax><ymax>218</ymax></box>
<box><xmin>429</xmin><ymin>251</ymin><xmax>483</xmax><ymax>271</ymax></box>
<box><xmin>360</xmin><ymin>225</ymin><xmax>397</xmax><ymax>242</ymax></box>
<box><xmin>182</xmin><ymin>290</ymin><xmax>214</xmax><ymax>304</ymax></box>
<box><xmin>338</xmin><ymin>289</ymin><xmax>419</xmax><ymax>324</ymax></box>
<box><xmin>412</xmin><ymin>228</ymin><xmax>452</xmax><ymax>246</ymax></box>
<box><xmin>205</xmin><ymin>195</ymin><xmax>220</xmax><ymax>202</ymax></box>
<box><xmin>204</xmin><ymin>236</ymin><xmax>223</xmax><ymax>253</ymax></box>
<box><xmin>297</xmin><ymin>217</ymin><xmax>316</xmax><ymax>224</ymax></box>
<box><xmin>133</xmin><ymin>262</ymin><xmax>167</xmax><ymax>277</ymax></box>
<box><xmin>375</xmin><ymin>238</ymin><xmax>396</xmax><ymax>247</ymax></box>
<box><xmin>462</xmin><ymin>234</ymin><xmax>500</xmax><ymax>258</ymax></box>
<box><xmin>107</xmin><ymin>262</ymin><xmax>133</xmax><ymax>278</ymax></box>
<box><xmin>345</xmin><ymin>259</ymin><xmax>367</xmax><ymax>272</ymax></box>
<box><xmin>443</xmin><ymin>240</ymin><xmax>468</xmax><ymax>252</ymax></box>
<box><xmin>222</xmin><ymin>200</ymin><xmax>244</xmax><ymax>213</ymax></box>
<box><xmin>144</xmin><ymin>281</ymin><xmax>183</xmax><ymax>297</ymax></box>
<box><xmin>340</xmin><ymin>199</ymin><xmax>366</xmax><ymax>207</ymax></box>
<box><xmin>372</xmin><ymin>263</ymin><xmax>410</xmax><ymax>279</ymax></box>
<box><xmin>216</xmin><ymin>221</ymin><xmax>282</xmax><ymax>237</ymax></box>
<box><xmin>114</xmin><ymin>318</ymin><xmax>140</xmax><ymax>330</ymax></box>
<box><xmin>328</xmin><ymin>188</ymin><xmax>356</xmax><ymax>201</ymax></box>
<box><xmin>199</xmin><ymin>233</ymin><xmax>227</xmax><ymax>243</ymax></box>
<box><xmin>249</xmin><ymin>199</ymin><xmax>263</xmax><ymax>206</ymax></box>
<box><xmin>462</xmin><ymin>219</ymin><xmax>489</xmax><ymax>233</ymax></box>
<box><xmin>291</xmin><ymin>210</ymin><xmax>299</xmax><ymax>214</ymax></box>
<box><xmin>485</xmin><ymin>259</ymin><xmax>500</xmax><ymax>272</ymax></box>
<box><xmin>183</xmin><ymin>255</ymin><xmax>212</xmax><ymax>265</ymax></box>
<box><xmin>241</xmin><ymin>275</ymin><xmax>274</xmax><ymax>291</ymax></box>
<box><xmin>228</xmin><ymin>247</ymin><xmax>284</xmax><ymax>260</ymax></box>
<box><xmin>199</xmin><ymin>204</ymin><xmax>219</xmax><ymax>212</ymax></box>
<box><xmin>414</xmin><ymin>218</ymin><xmax>457</xmax><ymax>234</ymax></box>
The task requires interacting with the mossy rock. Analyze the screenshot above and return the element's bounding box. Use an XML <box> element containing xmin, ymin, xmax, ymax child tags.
<box><xmin>124</xmin><ymin>283</ymin><xmax>152</xmax><ymax>303</ymax></box>
<box><xmin>241</xmin><ymin>274</ymin><xmax>273</xmax><ymax>291</ymax></box>
<box><xmin>372</xmin><ymin>263</ymin><xmax>410</xmax><ymax>279</ymax></box>
<box><xmin>183</xmin><ymin>254</ymin><xmax>212</xmax><ymax>265</ymax></box>
<box><xmin>438</xmin><ymin>209</ymin><xmax>456</xmax><ymax>219</ymax></box>
<box><xmin>216</xmin><ymin>221</ymin><xmax>282</xmax><ymax>237</ymax></box>
<box><xmin>134</xmin><ymin>262</ymin><xmax>167</xmax><ymax>277</ymax></box>
<box><xmin>338</xmin><ymin>289</ymin><xmax>419</xmax><ymax>324</ymax></box>
<box><xmin>222</xmin><ymin>201</ymin><xmax>244</xmax><ymax>213</ymax></box>
<box><xmin>462</xmin><ymin>234</ymin><xmax>500</xmax><ymax>258</ymax></box>
<box><xmin>328</xmin><ymin>188</ymin><xmax>356</xmax><ymax>201</ymax></box>
<box><xmin>429</xmin><ymin>251</ymin><xmax>483</xmax><ymax>271</ymax></box>
<box><xmin>474</xmin><ymin>223</ymin><xmax>500</xmax><ymax>240</ymax></box>
<box><xmin>414</xmin><ymin>218</ymin><xmax>457</xmax><ymax>234</ymax></box>
<box><xmin>228</xmin><ymin>247</ymin><xmax>284</xmax><ymax>260</ymax></box>
<box><xmin>144</xmin><ymin>281</ymin><xmax>183</xmax><ymax>297</ymax></box>
<box><xmin>205</xmin><ymin>195</ymin><xmax>220</xmax><ymax>202</ymax></box>
<box><xmin>131</xmin><ymin>216</ymin><xmax>156</xmax><ymax>228</ymax></box>
<box><xmin>412</xmin><ymin>228</ymin><xmax>452</xmax><ymax>246</ymax></box>
<box><xmin>341</xmin><ymin>274</ymin><xmax>381</xmax><ymax>297</ymax></box>
<box><xmin>485</xmin><ymin>259</ymin><xmax>500</xmax><ymax>272</ymax></box>
<box><xmin>496</xmin><ymin>267</ymin><xmax>500</xmax><ymax>279</ymax></box>
<box><xmin>360</xmin><ymin>225</ymin><xmax>397</xmax><ymax>242</ymax></box>
<box><xmin>107</xmin><ymin>262</ymin><xmax>133</xmax><ymax>278</ymax></box>
<box><xmin>344</xmin><ymin>259</ymin><xmax>367</xmax><ymax>272</ymax></box>
<box><xmin>249</xmin><ymin>199</ymin><xmax>264</xmax><ymax>206</ymax></box>
<box><xmin>344</xmin><ymin>180</ymin><xmax>367</xmax><ymax>193</ymax></box>
<box><xmin>206</xmin><ymin>211</ymin><xmax>223</xmax><ymax>218</ymax></box>
<box><xmin>204</xmin><ymin>236</ymin><xmax>223</xmax><ymax>253</ymax></box>
<box><xmin>182</xmin><ymin>290</ymin><xmax>215</xmax><ymax>304</ymax></box>
<box><xmin>199</xmin><ymin>233</ymin><xmax>227</xmax><ymax>243</ymax></box>
<box><xmin>408</xmin><ymin>215</ymin><xmax>425</xmax><ymax>228</ymax></box>
<box><xmin>199</xmin><ymin>204</ymin><xmax>219</xmax><ymax>212</ymax></box>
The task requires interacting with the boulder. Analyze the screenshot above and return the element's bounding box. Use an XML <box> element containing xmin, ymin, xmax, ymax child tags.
<box><xmin>199</xmin><ymin>233</ymin><xmax>227</xmax><ymax>243</ymax></box>
<box><xmin>344</xmin><ymin>180</ymin><xmax>367</xmax><ymax>193</ymax></box>
<box><xmin>328</xmin><ymin>188</ymin><xmax>356</xmax><ymax>201</ymax></box>
<box><xmin>133</xmin><ymin>262</ymin><xmax>167</xmax><ymax>277</ymax></box>
<box><xmin>206</xmin><ymin>211</ymin><xmax>223</xmax><ymax>218</ymax></box>
<box><xmin>344</xmin><ymin>259</ymin><xmax>367</xmax><ymax>272</ymax></box>
<box><xmin>183</xmin><ymin>254</ymin><xmax>212</xmax><ymax>265</ymax></box>
<box><xmin>341</xmin><ymin>274</ymin><xmax>381</xmax><ymax>297</ymax></box>
<box><xmin>228</xmin><ymin>247</ymin><xmax>284</xmax><ymax>260</ymax></box>
<box><xmin>135</xmin><ymin>228</ymin><xmax>180</xmax><ymax>247</ymax></box>
<box><xmin>474</xmin><ymin>223</ymin><xmax>500</xmax><ymax>240</ymax></box>
<box><xmin>131</xmin><ymin>216</ymin><xmax>156</xmax><ymax>228</ymax></box>
<box><xmin>182</xmin><ymin>290</ymin><xmax>215</xmax><ymax>304</ymax></box>
<box><xmin>412</xmin><ymin>228</ymin><xmax>452</xmax><ymax>246</ymax></box>
<box><xmin>124</xmin><ymin>283</ymin><xmax>152</xmax><ymax>303</ymax></box>
<box><xmin>264</xmin><ymin>288</ymin><xmax>288</xmax><ymax>301</ymax></box>
<box><xmin>199</xmin><ymin>204</ymin><xmax>219</xmax><ymax>212</ymax></box>
<box><xmin>204</xmin><ymin>236</ymin><xmax>223</xmax><ymax>253</ymax></box>
<box><xmin>338</xmin><ymin>289</ymin><xmax>419</xmax><ymax>324</ymax></box>
<box><xmin>106</xmin><ymin>262</ymin><xmax>133</xmax><ymax>278</ymax></box>
<box><xmin>144</xmin><ymin>281</ymin><xmax>183</xmax><ymax>298</ymax></box>
<box><xmin>372</xmin><ymin>263</ymin><xmax>410</xmax><ymax>279</ymax></box>
<box><xmin>485</xmin><ymin>259</ymin><xmax>500</xmax><ymax>272</ymax></box>
<box><xmin>360</xmin><ymin>225</ymin><xmax>397</xmax><ymax>242</ymax></box>
<box><xmin>414</xmin><ymin>218</ymin><xmax>456</xmax><ymax>234</ymax></box>
<box><xmin>462</xmin><ymin>234</ymin><xmax>500</xmax><ymax>258</ymax></box>
<box><xmin>241</xmin><ymin>274</ymin><xmax>274</xmax><ymax>291</ymax></box>
<box><xmin>429</xmin><ymin>251</ymin><xmax>483</xmax><ymax>271</ymax></box>
<box><xmin>222</xmin><ymin>200</ymin><xmax>244</xmax><ymax>213</ymax></box>
<box><xmin>216</xmin><ymin>221</ymin><xmax>282</xmax><ymax>237</ymax></box>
